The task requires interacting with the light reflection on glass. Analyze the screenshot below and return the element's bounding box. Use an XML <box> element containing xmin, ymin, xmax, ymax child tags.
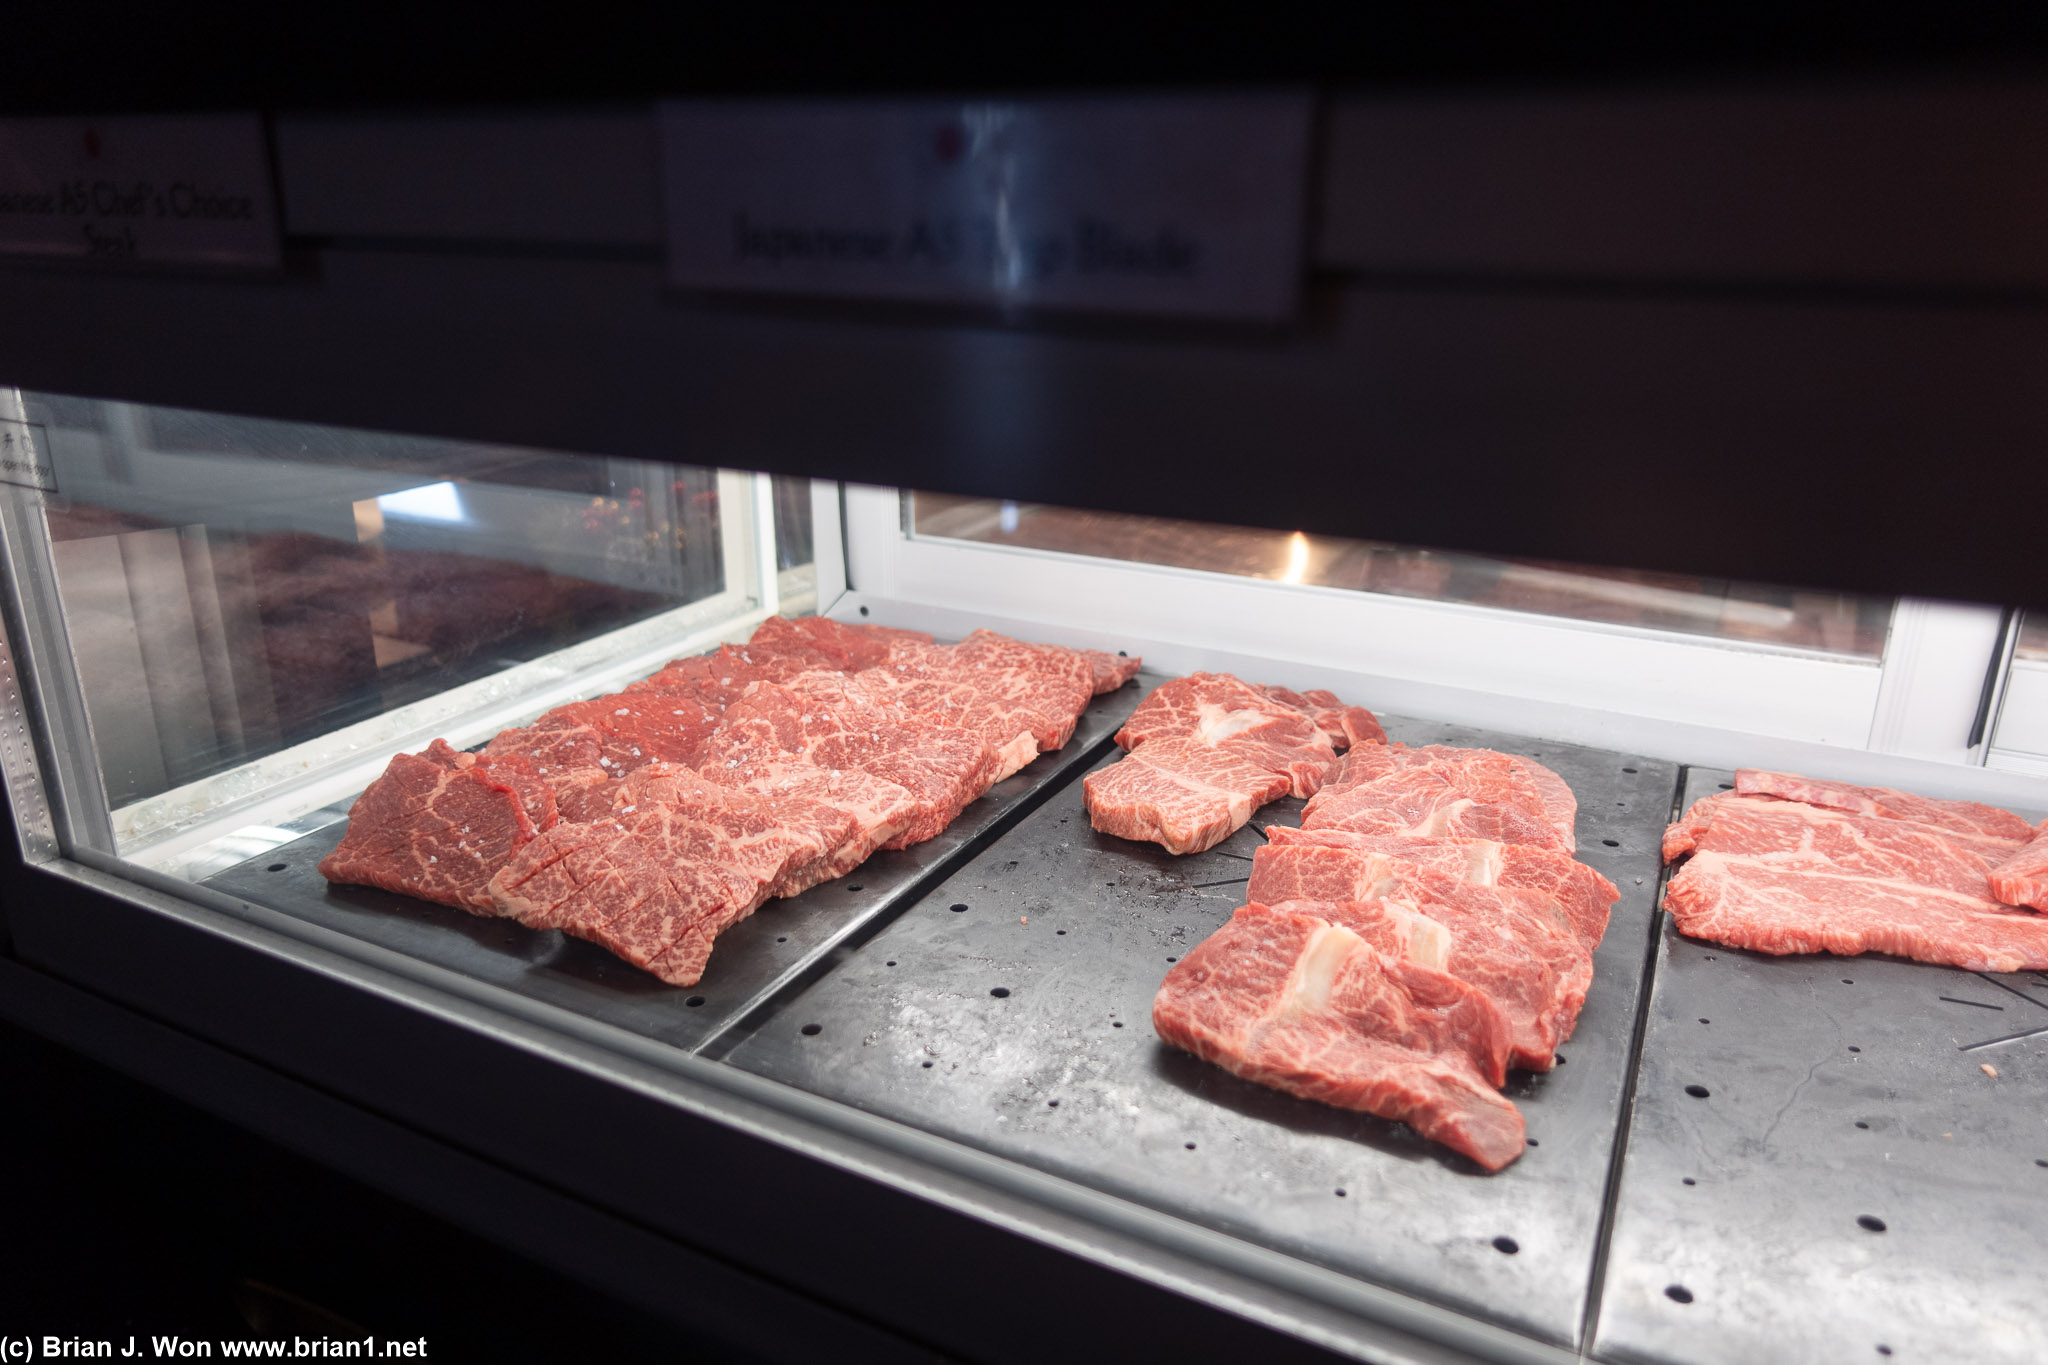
<box><xmin>376</xmin><ymin>481</ymin><xmax>467</xmax><ymax>524</ymax></box>
<box><xmin>911</xmin><ymin>491</ymin><xmax>1890</xmax><ymax>658</ymax></box>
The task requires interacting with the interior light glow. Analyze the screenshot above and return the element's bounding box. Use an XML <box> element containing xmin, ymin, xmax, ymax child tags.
<box><xmin>376</xmin><ymin>481</ymin><xmax>467</xmax><ymax>524</ymax></box>
<box><xmin>1281</xmin><ymin>531</ymin><xmax>1310</xmax><ymax>584</ymax></box>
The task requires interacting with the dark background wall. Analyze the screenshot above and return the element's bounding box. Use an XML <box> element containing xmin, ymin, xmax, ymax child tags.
<box><xmin>0</xmin><ymin>1020</ymin><xmax>749</xmax><ymax>1362</ymax></box>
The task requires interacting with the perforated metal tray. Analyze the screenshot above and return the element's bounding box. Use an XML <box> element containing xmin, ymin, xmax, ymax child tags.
<box><xmin>1590</xmin><ymin>767</ymin><xmax>2048</xmax><ymax>1365</ymax></box>
<box><xmin>204</xmin><ymin>676</ymin><xmax>1155</xmax><ymax>1055</ymax></box>
<box><xmin>720</xmin><ymin>715</ymin><xmax>1682</xmax><ymax>1349</ymax></box>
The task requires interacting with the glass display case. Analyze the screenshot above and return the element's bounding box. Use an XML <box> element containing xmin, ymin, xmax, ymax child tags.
<box><xmin>3</xmin><ymin>88</ymin><xmax>2046</xmax><ymax>1365</ymax></box>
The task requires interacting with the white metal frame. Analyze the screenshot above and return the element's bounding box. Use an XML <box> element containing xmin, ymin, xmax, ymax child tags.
<box><xmin>838</xmin><ymin>484</ymin><xmax>2048</xmax><ymax>808</ymax></box>
<box><xmin>1989</xmin><ymin>638</ymin><xmax>2048</xmax><ymax>778</ymax></box>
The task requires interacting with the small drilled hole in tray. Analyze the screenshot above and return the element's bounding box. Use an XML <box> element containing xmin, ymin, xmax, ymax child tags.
<box><xmin>1665</xmin><ymin>1285</ymin><xmax>1694</xmax><ymax>1304</ymax></box>
<box><xmin>1685</xmin><ymin>1084</ymin><xmax>1710</xmax><ymax>1099</ymax></box>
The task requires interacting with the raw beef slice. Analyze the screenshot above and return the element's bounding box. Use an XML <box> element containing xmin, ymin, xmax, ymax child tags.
<box><xmin>697</xmin><ymin>756</ymin><xmax>919</xmax><ymax>893</ymax></box>
<box><xmin>1309</xmin><ymin>745</ymin><xmax>1576</xmax><ymax>850</ymax></box>
<box><xmin>848</xmin><ymin>663</ymin><xmax>1042</xmax><ymax>781</ymax></box>
<box><xmin>1301</xmin><ymin>766</ymin><xmax>1572</xmax><ymax>854</ymax></box>
<box><xmin>1258</xmin><ymin>684</ymin><xmax>1387</xmax><ymax>749</ymax></box>
<box><xmin>1247</xmin><ymin>846</ymin><xmax>1589</xmax><ymax>1069</ymax></box>
<box><xmin>1989</xmin><ymin>827</ymin><xmax>2048</xmax><ymax>911</ymax></box>
<box><xmin>1153</xmin><ymin>903</ymin><xmax>1524</xmax><ymax>1170</ymax></box>
<box><xmin>1664</xmin><ymin>792</ymin><xmax>2021</xmax><ymax>899</ymax></box>
<box><xmin>748</xmin><ymin>614</ymin><xmax>894</xmax><ymax>673</ymax></box>
<box><xmin>624</xmin><ymin>645</ymin><xmax>784</xmax><ymax>708</ymax></box>
<box><xmin>848</xmin><ymin>621</ymin><xmax>935</xmax><ymax>649</ymax></box>
<box><xmin>609</xmin><ymin>763</ymin><xmax>858</xmax><ymax>901</ymax></box>
<box><xmin>952</xmin><ymin>630</ymin><xmax>1095</xmax><ymax>747</ymax></box>
<box><xmin>872</xmin><ymin>642</ymin><xmax>1064</xmax><ymax>757</ymax></box>
<box><xmin>1733</xmin><ymin>769</ymin><xmax>2035</xmax><ymax>843</ymax></box>
<box><xmin>1083</xmin><ymin>739</ymin><xmax>1292</xmax><ymax>855</ymax></box>
<box><xmin>1263</xmin><ymin>825</ymin><xmax>1617</xmax><ymax>951</ymax></box>
<box><xmin>698</xmin><ymin>678</ymin><xmax>998</xmax><ymax>847</ymax></box>
<box><xmin>487</xmin><ymin>693</ymin><xmax>722</xmax><ymax>776</ymax></box>
<box><xmin>319</xmin><ymin>742</ymin><xmax>555</xmax><ymax>911</ymax></box>
<box><xmin>1077</xmin><ymin>648</ymin><xmax>1142</xmax><ymax>694</ymax></box>
<box><xmin>1115</xmin><ymin>672</ymin><xmax>1338</xmax><ymax>798</ymax></box>
<box><xmin>487</xmin><ymin>812</ymin><xmax>769</xmax><ymax>986</ymax></box>
<box><xmin>1663</xmin><ymin>851</ymin><xmax>2048</xmax><ymax>973</ymax></box>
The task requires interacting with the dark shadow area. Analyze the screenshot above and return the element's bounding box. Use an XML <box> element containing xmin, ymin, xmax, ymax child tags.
<box><xmin>0</xmin><ymin>1020</ymin><xmax>761</xmax><ymax>1363</ymax></box>
<box><xmin>7</xmin><ymin>6</ymin><xmax>2048</xmax><ymax>113</ymax></box>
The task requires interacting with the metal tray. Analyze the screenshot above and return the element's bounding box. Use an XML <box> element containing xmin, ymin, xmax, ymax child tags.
<box><xmin>1589</xmin><ymin>769</ymin><xmax>2048</xmax><ymax>1365</ymax></box>
<box><xmin>720</xmin><ymin>715</ymin><xmax>1683</xmax><ymax>1348</ymax></box>
<box><xmin>1591</xmin><ymin>767</ymin><xmax>2048</xmax><ymax>1365</ymax></box>
<box><xmin>204</xmin><ymin>676</ymin><xmax>1157</xmax><ymax>1056</ymax></box>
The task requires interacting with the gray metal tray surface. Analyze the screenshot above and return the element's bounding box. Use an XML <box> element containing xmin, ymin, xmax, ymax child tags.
<box><xmin>1591</xmin><ymin>767</ymin><xmax>2048</xmax><ymax>1365</ymax></box>
<box><xmin>721</xmin><ymin>715</ymin><xmax>1683</xmax><ymax>1348</ymax></box>
<box><xmin>204</xmin><ymin>676</ymin><xmax>1156</xmax><ymax>1056</ymax></box>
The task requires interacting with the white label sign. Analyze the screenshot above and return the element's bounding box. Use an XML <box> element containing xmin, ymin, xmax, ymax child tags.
<box><xmin>659</xmin><ymin>95</ymin><xmax>1312</xmax><ymax>321</ymax></box>
<box><xmin>0</xmin><ymin>114</ymin><xmax>280</xmax><ymax>270</ymax></box>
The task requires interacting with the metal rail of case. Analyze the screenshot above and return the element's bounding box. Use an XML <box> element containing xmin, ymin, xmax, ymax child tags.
<box><xmin>203</xmin><ymin>678</ymin><xmax>1155</xmax><ymax>1056</ymax></box>
<box><xmin>722</xmin><ymin>715</ymin><xmax>1681</xmax><ymax>1349</ymax></box>
<box><xmin>1591</xmin><ymin>768</ymin><xmax>2048</xmax><ymax>1365</ymax></box>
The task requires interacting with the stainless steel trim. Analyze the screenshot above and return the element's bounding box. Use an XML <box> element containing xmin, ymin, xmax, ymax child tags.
<box><xmin>0</xmin><ymin>559</ymin><xmax>56</xmax><ymax>866</ymax></box>
<box><xmin>0</xmin><ymin>388</ymin><xmax>113</xmax><ymax>857</ymax></box>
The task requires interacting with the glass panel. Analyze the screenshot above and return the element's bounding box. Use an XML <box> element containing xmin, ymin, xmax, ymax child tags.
<box><xmin>769</xmin><ymin>473</ymin><xmax>814</xmax><ymax>573</ymax></box>
<box><xmin>769</xmin><ymin>473</ymin><xmax>820</xmax><ymax>617</ymax></box>
<box><xmin>1988</xmin><ymin>610</ymin><xmax>2048</xmax><ymax>767</ymax></box>
<box><xmin>912</xmin><ymin>492</ymin><xmax>1891</xmax><ymax>657</ymax></box>
<box><xmin>2015</xmin><ymin>610</ymin><xmax>2048</xmax><ymax>662</ymax></box>
<box><xmin>20</xmin><ymin>392</ymin><xmax>740</xmax><ymax>809</ymax></box>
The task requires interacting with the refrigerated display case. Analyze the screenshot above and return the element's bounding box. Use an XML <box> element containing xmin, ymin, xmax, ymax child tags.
<box><xmin>3</xmin><ymin>86</ymin><xmax>2047</xmax><ymax>1365</ymax></box>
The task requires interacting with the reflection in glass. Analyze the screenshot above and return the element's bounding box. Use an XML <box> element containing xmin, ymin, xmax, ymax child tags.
<box><xmin>25</xmin><ymin>393</ymin><xmax>741</xmax><ymax>806</ymax></box>
<box><xmin>912</xmin><ymin>492</ymin><xmax>1891</xmax><ymax>658</ymax></box>
<box><xmin>2017</xmin><ymin>611</ymin><xmax>2048</xmax><ymax>663</ymax></box>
